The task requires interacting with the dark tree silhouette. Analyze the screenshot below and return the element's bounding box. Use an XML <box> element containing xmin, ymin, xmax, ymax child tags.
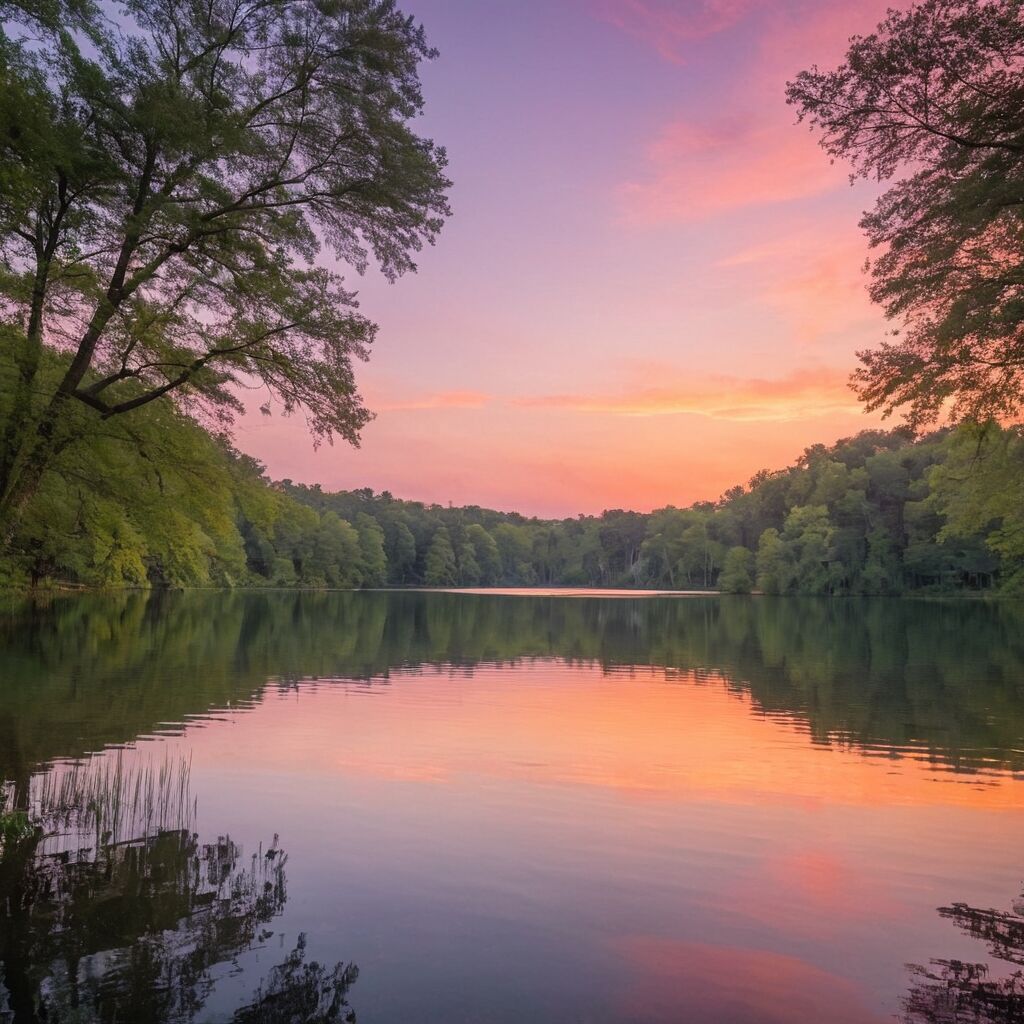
<box><xmin>903</xmin><ymin>887</ymin><xmax>1024</xmax><ymax>1023</ymax></box>
<box><xmin>0</xmin><ymin>775</ymin><xmax>358</xmax><ymax>1022</ymax></box>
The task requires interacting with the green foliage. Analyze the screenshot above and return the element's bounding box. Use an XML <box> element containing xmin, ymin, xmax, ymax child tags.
<box><xmin>719</xmin><ymin>546</ymin><xmax>754</xmax><ymax>594</ymax></box>
<box><xmin>779</xmin><ymin>505</ymin><xmax>836</xmax><ymax>595</ymax></box>
<box><xmin>354</xmin><ymin>513</ymin><xmax>388</xmax><ymax>587</ymax></box>
<box><xmin>0</xmin><ymin>808</ymin><xmax>32</xmax><ymax>848</ymax></box>
<box><xmin>756</xmin><ymin>529</ymin><xmax>785</xmax><ymax>595</ymax></box>
<box><xmin>0</xmin><ymin>0</ymin><xmax>451</xmax><ymax>535</ymax></box>
<box><xmin>930</xmin><ymin>424</ymin><xmax>1024</xmax><ymax>592</ymax></box>
<box><xmin>465</xmin><ymin>523</ymin><xmax>501</xmax><ymax>584</ymax></box>
<box><xmin>788</xmin><ymin>0</ymin><xmax>1024</xmax><ymax>426</ymax></box>
<box><xmin>1</xmin><ymin>394</ymin><xmax>1022</xmax><ymax>594</ymax></box>
<box><xmin>424</xmin><ymin>527</ymin><xmax>457</xmax><ymax>586</ymax></box>
<box><xmin>281</xmin><ymin>425</ymin><xmax>1024</xmax><ymax>595</ymax></box>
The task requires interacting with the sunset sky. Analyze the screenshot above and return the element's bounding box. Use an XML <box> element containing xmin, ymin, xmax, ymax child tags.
<box><xmin>237</xmin><ymin>0</ymin><xmax>901</xmax><ymax>517</ymax></box>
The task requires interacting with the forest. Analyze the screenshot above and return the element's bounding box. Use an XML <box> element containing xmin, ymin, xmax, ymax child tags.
<box><xmin>1</xmin><ymin>369</ymin><xmax>1021</xmax><ymax>595</ymax></box>
<box><xmin>1</xmin><ymin>0</ymin><xmax>1023</xmax><ymax>597</ymax></box>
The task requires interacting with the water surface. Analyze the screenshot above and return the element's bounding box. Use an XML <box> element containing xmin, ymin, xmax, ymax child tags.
<box><xmin>1</xmin><ymin>591</ymin><xmax>1022</xmax><ymax>1022</ymax></box>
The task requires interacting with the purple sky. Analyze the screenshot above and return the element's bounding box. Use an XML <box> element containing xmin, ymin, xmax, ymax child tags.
<box><xmin>238</xmin><ymin>0</ymin><xmax>899</xmax><ymax>517</ymax></box>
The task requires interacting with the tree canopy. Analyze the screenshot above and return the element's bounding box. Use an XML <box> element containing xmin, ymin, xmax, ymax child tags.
<box><xmin>0</xmin><ymin>0</ymin><xmax>450</xmax><ymax>533</ymax></box>
<box><xmin>787</xmin><ymin>0</ymin><xmax>1024</xmax><ymax>426</ymax></box>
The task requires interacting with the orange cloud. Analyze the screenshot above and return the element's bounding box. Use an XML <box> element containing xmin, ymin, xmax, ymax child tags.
<box><xmin>370</xmin><ymin>389</ymin><xmax>491</xmax><ymax>412</ymax></box>
<box><xmin>514</xmin><ymin>366</ymin><xmax>859</xmax><ymax>421</ymax></box>
<box><xmin>621</xmin><ymin>116</ymin><xmax>844</xmax><ymax>224</ymax></box>
<box><xmin>590</xmin><ymin>0</ymin><xmax>763</xmax><ymax>63</ymax></box>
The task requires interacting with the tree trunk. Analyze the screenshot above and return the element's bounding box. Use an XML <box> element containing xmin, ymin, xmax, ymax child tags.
<box><xmin>0</xmin><ymin>391</ymin><xmax>72</xmax><ymax>550</ymax></box>
<box><xmin>0</xmin><ymin>333</ymin><xmax>43</xmax><ymax>502</ymax></box>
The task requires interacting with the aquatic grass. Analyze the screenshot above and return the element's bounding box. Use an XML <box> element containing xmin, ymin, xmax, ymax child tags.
<box><xmin>0</xmin><ymin>809</ymin><xmax>34</xmax><ymax>849</ymax></box>
<box><xmin>30</xmin><ymin>747</ymin><xmax>196</xmax><ymax>850</ymax></box>
<box><xmin>0</xmin><ymin>782</ymin><xmax>34</xmax><ymax>851</ymax></box>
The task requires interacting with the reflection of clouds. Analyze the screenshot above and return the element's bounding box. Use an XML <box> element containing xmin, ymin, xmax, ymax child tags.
<box><xmin>610</xmin><ymin>935</ymin><xmax>887</xmax><ymax>1023</ymax></box>
<box><xmin>192</xmin><ymin>663</ymin><xmax>1024</xmax><ymax>813</ymax></box>
<box><xmin>727</xmin><ymin>848</ymin><xmax>913</xmax><ymax>942</ymax></box>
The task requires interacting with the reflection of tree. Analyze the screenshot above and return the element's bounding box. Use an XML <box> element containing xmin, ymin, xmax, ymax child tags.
<box><xmin>233</xmin><ymin>935</ymin><xmax>357</xmax><ymax>1024</ymax></box>
<box><xmin>0</xmin><ymin>765</ymin><xmax>357</xmax><ymax>1023</ymax></box>
<box><xmin>903</xmin><ymin>888</ymin><xmax>1024</xmax><ymax>1023</ymax></box>
<box><xmin>2</xmin><ymin>590</ymin><xmax>1023</xmax><ymax>776</ymax></box>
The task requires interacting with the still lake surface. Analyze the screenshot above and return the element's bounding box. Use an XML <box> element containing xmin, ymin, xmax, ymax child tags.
<box><xmin>1</xmin><ymin>590</ymin><xmax>1023</xmax><ymax>1023</ymax></box>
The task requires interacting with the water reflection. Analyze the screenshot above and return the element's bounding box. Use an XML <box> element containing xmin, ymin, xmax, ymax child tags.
<box><xmin>1</xmin><ymin>591</ymin><xmax>1024</xmax><ymax>1022</ymax></box>
<box><xmin>903</xmin><ymin>883</ymin><xmax>1024</xmax><ymax>1023</ymax></box>
<box><xmin>1</xmin><ymin>591</ymin><xmax>1022</xmax><ymax>777</ymax></box>
<box><xmin>0</xmin><ymin>754</ymin><xmax>357</xmax><ymax>1023</ymax></box>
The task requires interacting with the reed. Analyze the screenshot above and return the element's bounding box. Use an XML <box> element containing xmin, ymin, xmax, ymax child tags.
<box><xmin>0</xmin><ymin>784</ymin><xmax>33</xmax><ymax>849</ymax></box>
<box><xmin>30</xmin><ymin>748</ymin><xmax>196</xmax><ymax>849</ymax></box>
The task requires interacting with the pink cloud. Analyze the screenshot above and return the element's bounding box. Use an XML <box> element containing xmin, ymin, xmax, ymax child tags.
<box><xmin>621</xmin><ymin>114</ymin><xmax>845</xmax><ymax>224</ymax></box>
<box><xmin>754</xmin><ymin>0</ymin><xmax>901</xmax><ymax>88</ymax></box>
<box><xmin>369</xmin><ymin>389</ymin><xmax>491</xmax><ymax>412</ymax></box>
<box><xmin>590</xmin><ymin>0</ymin><xmax>763</xmax><ymax>63</ymax></box>
<box><xmin>716</xmin><ymin>220</ymin><xmax>881</xmax><ymax>345</ymax></box>
<box><xmin>514</xmin><ymin>366</ymin><xmax>859</xmax><ymax>421</ymax></box>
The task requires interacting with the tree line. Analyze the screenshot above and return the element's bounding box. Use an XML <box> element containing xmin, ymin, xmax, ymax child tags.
<box><xmin>1</xmin><ymin>394</ymin><xmax>1021</xmax><ymax>593</ymax></box>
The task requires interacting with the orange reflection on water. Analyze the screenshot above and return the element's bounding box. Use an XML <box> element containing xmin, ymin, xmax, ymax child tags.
<box><xmin>206</xmin><ymin>663</ymin><xmax>1023</xmax><ymax>814</ymax></box>
<box><xmin>177</xmin><ymin>659</ymin><xmax>1024</xmax><ymax>1022</ymax></box>
<box><xmin>610</xmin><ymin>936</ymin><xmax>888</xmax><ymax>1024</ymax></box>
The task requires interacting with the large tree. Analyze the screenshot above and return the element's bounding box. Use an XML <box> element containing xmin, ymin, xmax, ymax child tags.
<box><xmin>0</xmin><ymin>0</ymin><xmax>450</xmax><ymax>539</ymax></box>
<box><xmin>787</xmin><ymin>0</ymin><xmax>1024</xmax><ymax>426</ymax></box>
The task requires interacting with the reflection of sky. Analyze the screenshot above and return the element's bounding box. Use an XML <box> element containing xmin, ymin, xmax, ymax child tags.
<box><xmin>237</xmin><ymin>0</ymin><xmax>905</xmax><ymax>516</ymax></box>
<box><xmin>166</xmin><ymin>662</ymin><xmax>1024</xmax><ymax>1022</ymax></box>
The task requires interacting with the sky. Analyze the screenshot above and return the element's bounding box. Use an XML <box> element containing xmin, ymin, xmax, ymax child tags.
<box><xmin>236</xmin><ymin>0</ymin><xmax>903</xmax><ymax>518</ymax></box>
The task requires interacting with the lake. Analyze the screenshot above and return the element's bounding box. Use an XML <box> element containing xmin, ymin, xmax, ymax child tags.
<box><xmin>1</xmin><ymin>590</ymin><xmax>1022</xmax><ymax>1023</ymax></box>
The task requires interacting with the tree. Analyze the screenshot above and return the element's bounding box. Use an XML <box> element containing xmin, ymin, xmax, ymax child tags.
<box><xmin>787</xmin><ymin>0</ymin><xmax>1024</xmax><ymax>426</ymax></box>
<box><xmin>423</xmin><ymin>527</ymin><xmax>457</xmax><ymax>586</ymax></box>
<box><xmin>0</xmin><ymin>0</ymin><xmax>450</xmax><ymax>539</ymax></box>
<box><xmin>597</xmin><ymin>510</ymin><xmax>646</xmax><ymax>582</ymax></box>
<box><xmin>641</xmin><ymin>508</ymin><xmax>689</xmax><ymax>587</ymax></box>
<box><xmin>719</xmin><ymin>546</ymin><xmax>754</xmax><ymax>593</ymax></box>
<box><xmin>755</xmin><ymin>528</ymin><xmax>785</xmax><ymax>594</ymax></box>
<box><xmin>465</xmin><ymin>523</ymin><xmax>501</xmax><ymax>584</ymax></box>
<box><xmin>355</xmin><ymin>512</ymin><xmax>387</xmax><ymax>587</ymax></box>
<box><xmin>930</xmin><ymin>423</ymin><xmax>1024</xmax><ymax>592</ymax></box>
<box><xmin>385</xmin><ymin>518</ymin><xmax>417</xmax><ymax>583</ymax></box>
<box><xmin>312</xmin><ymin>511</ymin><xmax>362</xmax><ymax>588</ymax></box>
<box><xmin>780</xmin><ymin>505</ymin><xmax>836</xmax><ymax>594</ymax></box>
<box><xmin>456</xmin><ymin>541</ymin><xmax>481</xmax><ymax>585</ymax></box>
<box><xmin>492</xmin><ymin>522</ymin><xmax>534</xmax><ymax>584</ymax></box>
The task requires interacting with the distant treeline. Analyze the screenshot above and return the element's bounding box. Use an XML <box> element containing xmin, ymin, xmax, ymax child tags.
<box><xmin>3</xmin><ymin>379</ymin><xmax>1022</xmax><ymax>594</ymax></box>
<box><xmin>281</xmin><ymin>424</ymin><xmax>1023</xmax><ymax>594</ymax></box>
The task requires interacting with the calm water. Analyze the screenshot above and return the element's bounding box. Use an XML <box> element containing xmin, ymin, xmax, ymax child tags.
<box><xmin>1</xmin><ymin>591</ymin><xmax>1023</xmax><ymax>1023</ymax></box>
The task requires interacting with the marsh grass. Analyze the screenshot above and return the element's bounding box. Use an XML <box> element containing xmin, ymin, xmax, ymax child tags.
<box><xmin>0</xmin><ymin>786</ymin><xmax>32</xmax><ymax>851</ymax></box>
<box><xmin>28</xmin><ymin>748</ymin><xmax>196</xmax><ymax>850</ymax></box>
